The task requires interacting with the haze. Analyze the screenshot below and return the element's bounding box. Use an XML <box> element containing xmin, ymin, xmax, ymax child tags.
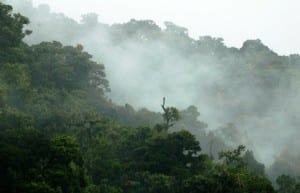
<box><xmin>31</xmin><ymin>0</ymin><xmax>300</xmax><ymax>55</ymax></box>
<box><xmin>5</xmin><ymin>0</ymin><xmax>300</xmax><ymax>180</ymax></box>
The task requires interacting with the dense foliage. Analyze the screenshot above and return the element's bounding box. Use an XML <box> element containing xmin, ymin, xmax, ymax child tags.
<box><xmin>0</xmin><ymin>2</ymin><xmax>298</xmax><ymax>193</ymax></box>
<box><xmin>7</xmin><ymin>1</ymin><xmax>300</xmax><ymax>177</ymax></box>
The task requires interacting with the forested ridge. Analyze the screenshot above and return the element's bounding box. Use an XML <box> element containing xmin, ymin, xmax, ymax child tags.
<box><xmin>1</xmin><ymin>2</ymin><xmax>300</xmax><ymax>193</ymax></box>
<box><xmin>5</xmin><ymin>0</ymin><xmax>300</xmax><ymax>174</ymax></box>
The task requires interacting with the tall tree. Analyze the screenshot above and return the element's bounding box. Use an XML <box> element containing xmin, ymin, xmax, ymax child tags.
<box><xmin>0</xmin><ymin>2</ymin><xmax>31</xmax><ymax>64</ymax></box>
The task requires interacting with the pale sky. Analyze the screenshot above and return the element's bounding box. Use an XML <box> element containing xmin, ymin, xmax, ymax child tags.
<box><xmin>31</xmin><ymin>0</ymin><xmax>300</xmax><ymax>55</ymax></box>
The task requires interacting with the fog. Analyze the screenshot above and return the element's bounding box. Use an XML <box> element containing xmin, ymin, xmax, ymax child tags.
<box><xmin>5</xmin><ymin>0</ymin><xmax>300</xmax><ymax>179</ymax></box>
<box><xmin>31</xmin><ymin>0</ymin><xmax>300</xmax><ymax>55</ymax></box>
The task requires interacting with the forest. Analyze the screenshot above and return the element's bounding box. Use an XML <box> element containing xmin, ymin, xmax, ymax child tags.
<box><xmin>1</xmin><ymin>1</ymin><xmax>300</xmax><ymax>193</ymax></box>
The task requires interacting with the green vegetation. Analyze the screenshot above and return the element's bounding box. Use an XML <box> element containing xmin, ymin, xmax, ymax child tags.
<box><xmin>0</xmin><ymin>2</ymin><xmax>298</xmax><ymax>193</ymax></box>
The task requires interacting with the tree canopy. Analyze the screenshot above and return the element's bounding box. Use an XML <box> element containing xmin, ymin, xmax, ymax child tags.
<box><xmin>0</xmin><ymin>2</ymin><xmax>296</xmax><ymax>193</ymax></box>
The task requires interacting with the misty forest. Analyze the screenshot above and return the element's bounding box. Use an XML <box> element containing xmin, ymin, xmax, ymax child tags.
<box><xmin>1</xmin><ymin>0</ymin><xmax>300</xmax><ymax>193</ymax></box>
